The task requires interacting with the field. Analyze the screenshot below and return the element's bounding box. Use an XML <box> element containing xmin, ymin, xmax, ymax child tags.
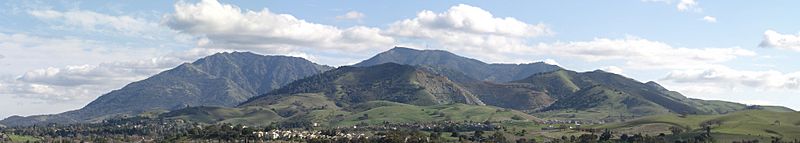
<box><xmin>7</xmin><ymin>134</ymin><xmax>41</xmax><ymax>142</ymax></box>
<box><xmin>595</xmin><ymin>110</ymin><xmax>800</xmax><ymax>141</ymax></box>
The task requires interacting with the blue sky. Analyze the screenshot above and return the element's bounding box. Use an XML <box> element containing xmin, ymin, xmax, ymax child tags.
<box><xmin>2</xmin><ymin>0</ymin><xmax>800</xmax><ymax>119</ymax></box>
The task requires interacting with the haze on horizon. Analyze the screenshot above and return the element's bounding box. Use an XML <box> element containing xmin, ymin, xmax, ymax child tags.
<box><xmin>2</xmin><ymin>0</ymin><xmax>800</xmax><ymax>119</ymax></box>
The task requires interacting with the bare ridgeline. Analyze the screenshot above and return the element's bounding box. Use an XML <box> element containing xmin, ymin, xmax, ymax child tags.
<box><xmin>1</xmin><ymin>47</ymin><xmax>797</xmax><ymax>142</ymax></box>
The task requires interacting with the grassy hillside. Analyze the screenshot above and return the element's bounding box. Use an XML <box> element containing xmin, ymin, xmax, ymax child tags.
<box><xmin>242</xmin><ymin>63</ymin><xmax>484</xmax><ymax>107</ymax></box>
<box><xmin>335</xmin><ymin>101</ymin><xmax>540</xmax><ymax>126</ymax></box>
<box><xmin>165</xmin><ymin>95</ymin><xmax>539</xmax><ymax>127</ymax></box>
<box><xmin>596</xmin><ymin>110</ymin><xmax>800</xmax><ymax>141</ymax></box>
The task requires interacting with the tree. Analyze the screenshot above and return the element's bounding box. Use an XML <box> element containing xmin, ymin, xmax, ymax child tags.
<box><xmin>599</xmin><ymin>129</ymin><xmax>613</xmax><ymax>141</ymax></box>
<box><xmin>620</xmin><ymin>134</ymin><xmax>629</xmax><ymax>142</ymax></box>
<box><xmin>472</xmin><ymin>130</ymin><xmax>484</xmax><ymax>142</ymax></box>
<box><xmin>669</xmin><ymin>126</ymin><xmax>683</xmax><ymax>135</ymax></box>
<box><xmin>491</xmin><ymin>131</ymin><xmax>507</xmax><ymax>143</ymax></box>
<box><xmin>450</xmin><ymin>131</ymin><xmax>460</xmax><ymax>137</ymax></box>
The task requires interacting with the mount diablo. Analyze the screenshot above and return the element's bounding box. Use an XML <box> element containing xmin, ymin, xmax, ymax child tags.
<box><xmin>1</xmin><ymin>47</ymin><xmax>793</xmax><ymax>127</ymax></box>
<box><xmin>1</xmin><ymin>52</ymin><xmax>331</xmax><ymax>126</ymax></box>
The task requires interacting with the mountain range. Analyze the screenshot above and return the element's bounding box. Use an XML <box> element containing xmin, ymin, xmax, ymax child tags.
<box><xmin>2</xmin><ymin>47</ymin><xmax>794</xmax><ymax>127</ymax></box>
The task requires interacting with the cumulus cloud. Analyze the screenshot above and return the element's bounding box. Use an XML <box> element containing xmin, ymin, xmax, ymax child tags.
<box><xmin>385</xmin><ymin>4</ymin><xmax>551</xmax><ymax>63</ymax></box>
<box><xmin>662</xmin><ymin>66</ymin><xmax>800</xmax><ymax>90</ymax></box>
<box><xmin>759</xmin><ymin>30</ymin><xmax>800</xmax><ymax>51</ymax></box>
<box><xmin>163</xmin><ymin>0</ymin><xmax>393</xmax><ymax>53</ymax></box>
<box><xmin>388</xmin><ymin>4</ymin><xmax>550</xmax><ymax>38</ymax></box>
<box><xmin>533</xmin><ymin>36</ymin><xmax>756</xmax><ymax>69</ymax></box>
<box><xmin>336</xmin><ymin>11</ymin><xmax>365</xmax><ymax>21</ymax></box>
<box><xmin>701</xmin><ymin>16</ymin><xmax>716</xmax><ymax>23</ymax></box>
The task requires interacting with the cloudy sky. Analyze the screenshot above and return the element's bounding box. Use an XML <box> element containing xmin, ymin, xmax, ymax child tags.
<box><xmin>2</xmin><ymin>0</ymin><xmax>800</xmax><ymax>119</ymax></box>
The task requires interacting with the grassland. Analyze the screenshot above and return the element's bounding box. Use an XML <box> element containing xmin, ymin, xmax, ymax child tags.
<box><xmin>7</xmin><ymin>134</ymin><xmax>41</xmax><ymax>142</ymax></box>
<box><xmin>595</xmin><ymin>109</ymin><xmax>800</xmax><ymax>140</ymax></box>
<box><xmin>165</xmin><ymin>95</ymin><xmax>541</xmax><ymax>128</ymax></box>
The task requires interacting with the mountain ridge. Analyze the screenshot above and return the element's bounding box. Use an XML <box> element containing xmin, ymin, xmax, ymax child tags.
<box><xmin>354</xmin><ymin>47</ymin><xmax>562</xmax><ymax>82</ymax></box>
<box><xmin>1</xmin><ymin>52</ymin><xmax>332</xmax><ymax>127</ymax></box>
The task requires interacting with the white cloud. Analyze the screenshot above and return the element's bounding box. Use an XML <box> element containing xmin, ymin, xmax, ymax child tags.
<box><xmin>644</xmin><ymin>0</ymin><xmax>702</xmax><ymax>12</ymax></box>
<box><xmin>336</xmin><ymin>11</ymin><xmax>365</xmax><ymax>21</ymax></box>
<box><xmin>0</xmin><ymin>48</ymin><xmax>225</xmax><ymax>103</ymax></box>
<box><xmin>533</xmin><ymin>36</ymin><xmax>756</xmax><ymax>69</ymax></box>
<box><xmin>28</xmin><ymin>9</ymin><xmax>177</xmax><ymax>40</ymax></box>
<box><xmin>701</xmin><ymin>16</ymin><xmax>716</xmax><ymax>23</ymax></box>
<box><xmin>601</xmin><ymin>66</ymin><xmax>624</xmax><ymax>75</ymax></box>
<box><xmin>662</xmin><ymin>66</ymin><xmax>800</xmax><ymax>90</ymax></box>
<box><xmin>386</xmin><ymin>4</ymin><xmax>550</xmax><ymax>63</ymax></box>
<box><xmin>163</xmin><ymin>0</ymin><xmax>394</xmax><ymax>53</ymax></box>
<box><xmin>0</xmin><ymin>32</ymin><xmax>227</xmax><ymax>103</ymax></box>
<box><xmin>388</xmin><ymin>4</ymin><xmax>550</xmax><ymax>38</ymax></box>
<box><xmin>677</xmin><ymin>0</ymin><xmax>699</xmax><ymax>12</ymax></box>
<box><xmin>0</xmin><ymin>33</ymin><xmax>165</xmax><ymax>75</ymax></box>
<box><xmin>759</xmin><ymin>30</ymin><xmax>800</xmax><ymax>51</ymax></box>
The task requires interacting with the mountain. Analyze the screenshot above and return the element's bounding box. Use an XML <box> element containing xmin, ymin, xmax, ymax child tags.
<box><xmin>241</xmin><ymin>63</ymin><xmax>485</xmax><ymax>107</ymax></box>
<box><xmin>241</xmin><ymin>63</ymin><xmax>555</xmax><ymax>110</ymax></box>
<box><xmin>1</xmin><ymin>52</ymin><xmax>332</xmax><ymax>127</ymax></box>
<box><xmin>511</xmin><ymin>69</ymin><xmax>792</xmax><ymax>120</ymax></box>
<box><xmin>165</xmin><ymin>63</ymin><xmax>546</xmax><ymax>126</ymax></box>
<box><xmin>353</xmin><ymin>47</ymin><xmax>561</xmax><ymax>82</ymax></box>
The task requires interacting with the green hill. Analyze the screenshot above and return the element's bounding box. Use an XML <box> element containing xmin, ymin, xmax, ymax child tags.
<box><xmin>243</xmin><ymin>63</ymin><xmax>485</xmax><ymax>107</ymax></box>
<box><xmin>165</xmin><ymin>98</ymin><xmax>540</xmax><ymax>127</ymax></box>
<box><xmin>596</xmin><ymin>110</ymin><xmax>800</xmax><ymax>141</ymax></box>
<box><xmin>513</xmin><ymin>69</ymin><xmax>793</xmax><ymax>121</ymax></box>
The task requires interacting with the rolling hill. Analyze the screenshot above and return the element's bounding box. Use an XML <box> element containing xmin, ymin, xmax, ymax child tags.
<box><xmin>596</xmin><ymin>109</ymin><xmax>800</xmax><ymax>141</ymax></box>
<box><xmin>512</xmin><ymin>69</ymin><xmax>790</xmax><ymax>121</ymax></box>
<box><xmin>164</xmin><ymin>63</ymin><xmax>551</xmax><ymax>126</ymax></box>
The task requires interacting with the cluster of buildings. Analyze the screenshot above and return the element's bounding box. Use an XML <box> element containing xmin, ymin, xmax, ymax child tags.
<box><xmin>0</xmin><ymin>133</ymin><xmax>8</xmax><ymax>142</ymax></box>
<box><xmin>252</xmin><ymin>129</ymin><xmax>368</xmax><ymax>140</ymax></box>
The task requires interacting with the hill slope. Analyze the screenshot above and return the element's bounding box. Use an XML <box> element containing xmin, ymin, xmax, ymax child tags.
<box><xmin>242</xmin><ymin>63</ymin><xmax>485</xmax><ymax>107</ymax></box>
<box><xmin>166</xmin><ymin>95</ymin><xmax>541</xmax><ymax>127</ymax></box>
<box><xmin>597</xmin><ymin>110</ymin><xmax>800</xmax><ymax>141</ymax></box>
<box><xmin>1</xmin><ymin>52</ymin><xmax>331</xmax><ymax>127</ymax></box>
<box><xmin>243</xmin><ymin>63</ymin><xmax>555</xmax><ymax>110</ymax></box>
<box><xmin>513</xmin><ymin>69</ymin><xmax>763</xmax><ymax>120</ymax></box>
<box><xmin>354</xmin><ymin>47</ymin><xmax>561</xmax><ymax>82</ymax></box>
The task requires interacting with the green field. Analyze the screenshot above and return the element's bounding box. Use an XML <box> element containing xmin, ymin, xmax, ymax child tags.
<box><xmin>6</xmin><ymin>134</ymin><xmax>41</xmax><ymax>142</ymax></box>
<box><xmin>595</xmin><ymin>110</ymin><xmax>800</xmax><ymax>140</ymax></box>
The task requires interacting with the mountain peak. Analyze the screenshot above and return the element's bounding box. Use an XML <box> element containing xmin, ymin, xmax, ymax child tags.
<box><xmin>1</xmin><ymin>52</ymin><xmax>332</xmax><ymax>127</ymax></box>
<box><xmin>355</xmin><ymin>47</ymin><xmax>561</xmax><ymax>82</ymax></box>
<box><xmin>645</xmin><ymin>81</ymin><xmax>668</xmax><ymax>91</ymax></box>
